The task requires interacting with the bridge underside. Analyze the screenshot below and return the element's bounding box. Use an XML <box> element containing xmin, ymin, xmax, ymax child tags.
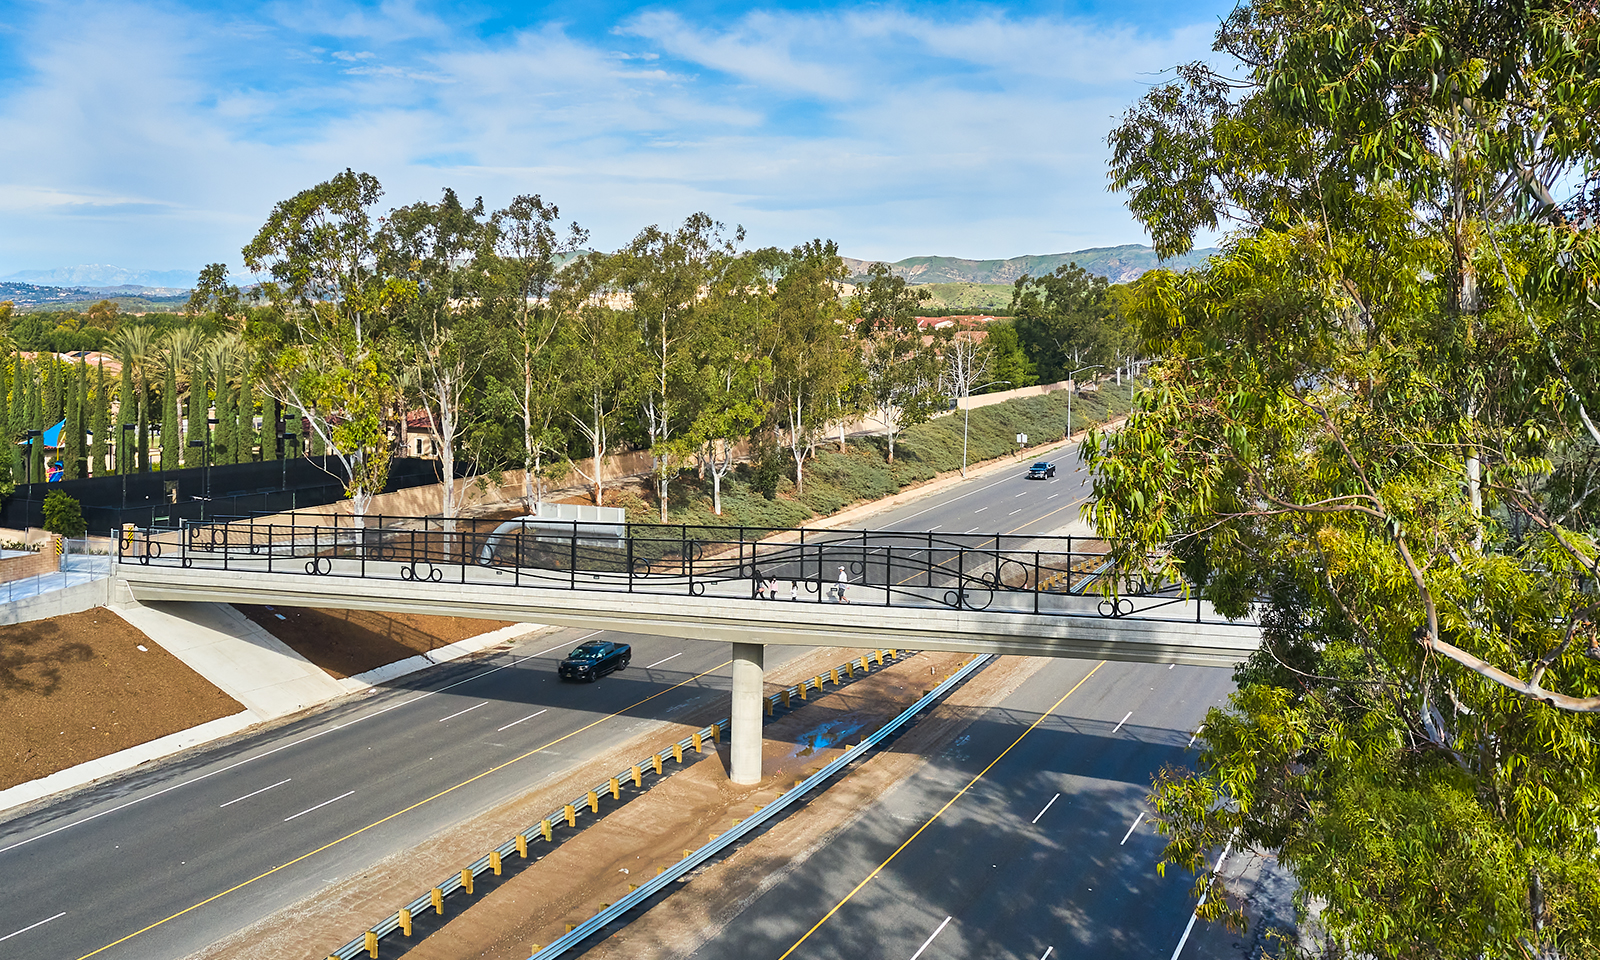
<box><xmin>116</xmin><ymin>563</ymin><xmax>1259</xmax><ymax>783</ymax></box>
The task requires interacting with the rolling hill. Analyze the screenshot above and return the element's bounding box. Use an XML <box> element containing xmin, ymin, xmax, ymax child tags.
<box><xmin>842</xmin><ymin>243</ymin><xmax>1219</xmax><ymax>286</ymax></box>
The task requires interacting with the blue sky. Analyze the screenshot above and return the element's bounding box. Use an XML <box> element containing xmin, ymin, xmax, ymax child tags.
<box><xmin>0</xmin><ymin>0</ymin><xmax>1235</xmax><ymax>280</ymax></box>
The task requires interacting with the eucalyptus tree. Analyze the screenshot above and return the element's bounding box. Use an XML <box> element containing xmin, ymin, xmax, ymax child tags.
<box><xmin>1094</xmin><ymin>1</ymin><xmax>1600</xmax><ymax>954</ymax></box>
<box><xmin>612</xmin><ymin>213</ymin><xmax>742</xmax><ymax>521</ymax></box>
<box><xmin>488</xmin><ymin>194</ymin><xmax>587</xmax><ymax>510</ymax></box>
<box><xmin>763</xmin><ymin>240</ymin><xmax>857</xmax><ymax>494</ymax></box>
<box><xmin>382</xmin><ymin>188</ymin><xmax>496</xmax><ymax>528</ymax></box>
<box><xmin>687</xmin><ymin>251</ymin><xmax>772</xmax><ymax>515</ymax></box>
<box><xmin>854</xmin><ymin>262</ymin><xmax>943</xmax><ymax>464</ymax></box>
<box><xmin>1009</xmin><ymin>263</ymin><xmax>1128</xmax><ymax>381</ymax></box>
<box><xmin>554</xmin><ymin>255</ymin><xmax>642</xmax><ymax>508</ymax></box>
<box><xmin>243</xmin><ymin>169</ymin><xmax>412</xmax><ymax>517</ymax></box>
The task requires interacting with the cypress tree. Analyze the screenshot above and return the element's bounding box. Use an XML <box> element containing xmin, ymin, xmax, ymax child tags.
<box><xmin>0</xmin><ymin>354</ymin><xmax>9</xmax><ymax>484</ymax></box>
<box><xmin>161</xmin><ymin>360</ymin><xmax>179</xmax><ymax>471</ymax></box>
<box><xmin>215</xmin><ymin>364</ymin><xmax>235</xmax><ymax>466</ymax></box>
<box><xmin>42</xmin><ymin>356</ymin><xmax>59</xmax><ymax>430</ymax></box>
<box><xmin>265</xmin><ymin>395</ymin><xmax>281</xmax><ymax>460</ymax></box>
<box><xmin>11</xmin><ymin>354</ymin><xmax>25</xmax><ymax>485</ymax></box>
<box><xmin>63</xmin><ymin>363</ymin><xmax>81</xmax><ymax>480</ymax></box>
<box><xmin>136</xmin><ymin>373</ymin><xmax>150</xmax><ymax>473</ymax></box>
<box><xmin>75</xmin><ymin>360</ymin><xmax>87</xmax><ymax>478</ymax></box>
<box><xmin>184</xmin><ymin>356</ymin><xmax>202</xmax><ymax>468</ymax></box>
<box><xmin>286</xmin><ymin>405</ymin><xmax>302</xmax><ymax>460</ymax></box>
<box><xmin>238</xmin><ymin>376</ymin><xmax>256</xmax><ymax>462</ymax></box>
<box><xmin>117</xmin><ymin>361</ymin><xmax>133</xmax><ymax>475</ymax></box>
<box><xmin>92</xmin><ymin>360</ymin><xmax>108</xmax><ymax>477</ymax></box>
<box><xmin>29</xmin><ymin>372</ymin><xmax>43</xmax><ymax>483</ymax></box>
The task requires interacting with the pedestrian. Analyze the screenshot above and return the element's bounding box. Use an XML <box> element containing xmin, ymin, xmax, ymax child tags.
<box><xmin>788</xmin><ymin>580</ymin><xmax>799</xmax><ymax>601</ymax></box>
<box><xmin>764</xmin><ymin>575</ymin><xmax>778</xmax><ymax>599</ymax></box>
<box><xmin>836</xmin><ymin>565</ymin><xmax>850</xmax><ymax>603</ymax></box>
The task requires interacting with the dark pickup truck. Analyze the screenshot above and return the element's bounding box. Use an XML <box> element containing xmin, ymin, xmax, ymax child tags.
<box><xmin>1026</xmin><ymin>461</ymin><xmax>1057</xmax><ymax>479</ymax></box>
<box><xmin>558</xmin><ymin>640</ymin><xmax>632</xmax><ymax>681</ymax></box>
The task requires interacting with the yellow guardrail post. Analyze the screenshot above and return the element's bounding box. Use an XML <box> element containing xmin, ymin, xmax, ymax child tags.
<box><xmin>875</xmin><ymin>650</ymin><xmax>884</xmax><ymax>665</ymax></box>
<box><xmin>673</xmin><ymin>743</ymin><xmax>684</xmax><ymax>763</ymax></box>
<box><xmin>860</xmin><ymin>656</ymin><xmax>870</xmax><ymax>673</ymax></box>
<box><xmin>782</xmin><ymin>689</ymin><xmax>791</xmax><ymax>708</ymax></box>
<box><xmin>711</xmin><ymin>722</ymin><xmax>721</xmax><ymax>742</ymax></box>
<box><xmin>798</xmin><ymin>681</ymin><xmax>808</xmax><ymax>700</ymax></box>
<box><xmin>587</xmin><ymin>790</ymin><xmax>600</xmax><ymax>813</ymax></box>
<box><xmin>609</xmin><ymin>777</ymin><xmax>621</xmax><ymax>799</ymax></box>
<box><xmin>765</xmin><ymin>697</ymin><xmax>775</xmax><ymax>716</ymax></box>
<box><xmin>564</xmin><ymin>804</ymin><xmax>577</xmax><ymax>827</ymax></box>
<box><xmin>830</xmin><ymin>668</ymin><xmax>840</xmax><ymax>685</ymax></box>
<box><xmin>365</xmin><ymin>929</ymin><xmax>378</xmax><ymax>957</ymax></box>
<box><xmin>632</xmin><ymin>764</ymin><xmax>643</xmax><ymax>787</ymax></box>
<box><xmin>541</xmin><ymin>819</ymin><xmax>553</xmax><ymax>842</ymax></box>
<box><xmin>692</xmin><ymin>731</ymin><xmax>703</xmax><ymax>752</ymax></box>
<box><xmin>516</xmin><ymin>834</ymin><xmax>529</xmax><ymax>858</ymax></box>
<box><xmin>490</xmin><ymin>850</ymin><xmax>503</xmax><ymax>876</ymax></box>
<box><xmin>431</xmin><ymin>887</ymin><xmax>444</xmax><ymax>915</ymax></box>
<box><xmin>461</xmin><ymin>868</ymin><xmax>474</xmax><ymax>894</ymax></box>
<box><xmin>399</xmin><ymin>907</ymin><xmax>412</xmax><ymax>936</ymax></box>
<box><xmin>844</xmin><ymin>661</ymin><xmax>855</xmax><ymax>678</ymax></box>
<box><xmin>653</xmin><ymin>753</ymin><xmax>664</xmax><ymax>774</ymax></box>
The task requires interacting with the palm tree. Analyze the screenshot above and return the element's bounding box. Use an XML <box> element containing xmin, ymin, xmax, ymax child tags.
<box><xmin>113</xmin><ymin>325</ymin><xmax>155</xmax><ymax>472</ymax></box>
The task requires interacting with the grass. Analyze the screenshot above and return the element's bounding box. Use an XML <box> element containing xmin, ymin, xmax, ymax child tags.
<box><xmin>629</xmin><ymin>383</ymin><xmax>1139</xmax><ymax>529</ymax></box>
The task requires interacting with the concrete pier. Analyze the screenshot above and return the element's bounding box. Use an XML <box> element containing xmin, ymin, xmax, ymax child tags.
<box><xmin>730</xmin><ymin>642</ymin><xmax>765</xmax><ymax>785</ymax></box>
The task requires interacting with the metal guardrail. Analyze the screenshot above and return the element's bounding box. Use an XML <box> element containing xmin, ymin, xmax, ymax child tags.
<box><xmin>323</xmin><ymin>648</ymin><xmax>917</xmax><ymax>960</ymax></box>
<box><xmin>122</xmin><ymin>515</ymin><xmax>1242</xmax><ymax>626</ymax></box>
<box><xmin>528</xmin><ymin>652</ymin><xmax>993</xmax><ymax>959</ymax></box>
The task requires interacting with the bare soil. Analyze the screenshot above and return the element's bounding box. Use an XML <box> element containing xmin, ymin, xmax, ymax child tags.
<box><xmin>183</xmin><ymin>646</ymin><xmax>966</xmax><ymax>960</ymax></box>
<box><xmin>0</xmin><ymin>609</ymin><xmax>244</xmax><ymax>791</ymax></box>
<box><xmin>232</xmin><ymin>605</ymin><xmax>517</xmax><ymax>679</ymax></box>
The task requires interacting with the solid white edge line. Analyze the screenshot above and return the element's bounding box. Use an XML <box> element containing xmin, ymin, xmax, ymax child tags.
<box><xmin>1120</xmin><ymin>811</ymin><xmax>1144</xmax><ymax>845</ymax></box>
<box><xmin>1039</xmin><ymin>948</ymin><xmax>1054</xmax><ymax>960</ymax></box>
<box><xmin>1168</xmin><ymin>838</ymin><xmax>1234</xmax><ymax>960</ymax></box>
<box><xmin>497</xmin><ymin>709</ymin><xmax>547</xmax><ymax>732</ymax></box>
<box><xmin>1188</xmin><ymin>725</ymin><xmax>1205</xmax><ymax>748</ymax></box>
<box><xmin>437</xmin><ymin>702</ymin><xmax>490</xmax><ymax>723</ymax></box>
<box><xmin>1031</xmin><ymin>792</ymin><xmax>1061</xmax><ymax>824</ymax></box>
<box><xmin>283</xmin><ymin>790</ymin><xmax>355</xmax><ymax>822</ymax></box>
<box><xmin>1113</xmin><ymin>711</ymin><xmax>1133</xmax><ymax>733</ymax></box>
<box><xmin>0</xmin><ymin>911</ymin><xmax>65</xmax><ymax>943</ymax></box>
<box><xmin>908</xmin><ymin>916</ymin><xmax>953</xmax><ymax>960</ymax></box>
<box><xmin>644</xmin><ymin>652</ymin><xmax>682</xmax><ymax>670</ymax></box>
<box><xmin>219</xmin><ymin>778</ymin><xmax>292</xmax><ymax>808</ymax></box>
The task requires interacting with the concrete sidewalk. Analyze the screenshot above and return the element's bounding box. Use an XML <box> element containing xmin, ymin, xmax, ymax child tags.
<box><xmin>113</xmin><ymin>600</ymin><xmax>351</xmax><ymax>720</ymax></box>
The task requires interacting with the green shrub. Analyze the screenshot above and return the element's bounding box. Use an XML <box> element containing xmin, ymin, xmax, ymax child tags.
<box><xmin>42</xmin><ymin>490</ymin><xmax>87</xmax><ymax>537</ymax></box>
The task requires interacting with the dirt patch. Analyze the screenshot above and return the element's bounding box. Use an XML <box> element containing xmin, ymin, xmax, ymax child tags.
<box><xmin>182</xmin><ymin>646</ymin><xmax>942</xmax><ymax>960</ymax></box>
<box><xmin>0</xmin><ymin>609</ymin><xmax>244</xmax><ymax>791</ymax></box>
<box><xmin>233</xmin><ymin>606</ymin><xmax>517</xmax><ymax>679</ymax></box>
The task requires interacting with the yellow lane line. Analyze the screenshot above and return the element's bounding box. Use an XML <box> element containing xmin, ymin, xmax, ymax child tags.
<box><xmin>777</xmin><ymin>660</ymin><xmax>1106</xmax><ymax>960</ymax></box>
<box><xmin>76</xmin><ymin>660</ymin><xmax>735</xmax><ymax>960</ymax></box>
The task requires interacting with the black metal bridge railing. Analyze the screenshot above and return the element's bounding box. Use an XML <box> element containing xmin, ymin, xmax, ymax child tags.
<box><xmin>119</xmin><ymin>516</ymin><xmax>1242</xmax><ymax>625</ymax></box>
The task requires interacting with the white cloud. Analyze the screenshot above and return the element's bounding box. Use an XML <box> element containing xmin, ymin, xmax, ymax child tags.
<box><xmin>0</xmin><ymin>2</ymin><xmax>1228</xmax><ymax>273</ymax></box>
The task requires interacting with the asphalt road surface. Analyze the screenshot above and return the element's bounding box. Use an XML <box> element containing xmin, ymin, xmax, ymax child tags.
<box><xmin>0</xmin><ymin>440</ymin><xmax>1102</xmax><ymax>960</ymax></box>
<box><xmin>684</xmin><ymin>657</ymin><xmax>1247</xmax><ymax>960</ymax></box>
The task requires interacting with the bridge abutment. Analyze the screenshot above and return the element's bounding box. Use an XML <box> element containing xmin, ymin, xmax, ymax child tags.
<box><xmin>729</xmin><ymin>641</ymin><xmax>765</xmax><ymax>785</ymax></box>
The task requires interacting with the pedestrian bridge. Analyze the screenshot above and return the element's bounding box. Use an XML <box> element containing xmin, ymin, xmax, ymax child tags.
<box><xmin>114</xmin><ymin>516</ymin><xmax>1261</xmax><ymax>782</ymax></box>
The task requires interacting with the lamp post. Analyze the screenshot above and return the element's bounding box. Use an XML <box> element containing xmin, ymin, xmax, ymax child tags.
<box><xmin>1066</xmin><ymin>365</ymin><xmax>1103</xmax><ymax>443</ymax></box>
<box><xmin>120</xmin><ymin>423</ymin><xmax>136</xmax><ymax>508</ymax></box>
<box><xmin>204</xmin><ymin>417</ymin><xmax>217</xmax><ymax>500</ymax></box>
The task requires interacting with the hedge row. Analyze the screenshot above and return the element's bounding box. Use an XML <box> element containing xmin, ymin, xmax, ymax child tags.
<box><xmin>617</xmin><ymin>384</ymin><xmax>1137</xmax><ymax>529</ymax></box>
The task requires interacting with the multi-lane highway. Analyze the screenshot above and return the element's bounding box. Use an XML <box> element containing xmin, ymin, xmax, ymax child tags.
<box><xmin>0</xmin><ymin>441</ymin><xmax>1107</xmax><ymax>960</ymax></box>
<box><xmin>685</xmin><ymin>658</ymin><xmax>1238</xmax><ymax>959</ymax></box>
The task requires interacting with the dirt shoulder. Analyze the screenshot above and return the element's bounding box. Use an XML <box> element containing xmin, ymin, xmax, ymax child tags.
<box><xmin>232</xmin><ymin>605</ymin><xmax>516</xmax><ymax>679</ymax></box>
<box><xmin>184</xmin><ymin>646</ymin><xmax>962</xmax><ymax>960</ymax></box>
<box><xmin>0</xmin><ymin>609</ymin><xmax>244</xmax><ymax>791</ymax></box>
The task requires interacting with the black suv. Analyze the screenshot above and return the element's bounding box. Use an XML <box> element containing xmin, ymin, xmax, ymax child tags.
<box><xmin>558</xmin><ymin>640</ymin><xmax>632</xmax><ymax>681</ymax></box>
<box><xmin>1027</xmin><ymin>460</ymin><xmax>1056</xmax><ymax>479</ymax></box>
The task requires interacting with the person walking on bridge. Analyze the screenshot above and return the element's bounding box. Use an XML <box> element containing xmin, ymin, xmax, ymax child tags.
<box><xmin>835</xmin><ymin>565</ymin><xmax>850</xmax><ymax>603</ymax></box>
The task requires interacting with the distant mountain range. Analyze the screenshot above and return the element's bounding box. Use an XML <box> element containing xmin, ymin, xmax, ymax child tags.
<box><xmin>1</xmin><ymin>264</ymin><xmax>197</xmax><ymax>289</ymax></box>
<box><xmin>842</xmin><ymin>243</ymin><xmax>1219</xmax><ymax>286</ymax></box>
<box><xmin>0</xmin><ymin>281</ymin><xmax>191</xmax><ymax>310</ymax></box>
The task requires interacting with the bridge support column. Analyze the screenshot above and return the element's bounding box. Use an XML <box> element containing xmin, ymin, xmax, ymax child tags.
<box><xmin>730</xmin><ymin>641</ymin><xmax>765</xmax><ymax>785</ymax></box>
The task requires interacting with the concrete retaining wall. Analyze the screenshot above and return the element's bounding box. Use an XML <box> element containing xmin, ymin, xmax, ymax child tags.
<box><xmin>0</xmin><ymin>576</ymin><xmax>112</xmax><ymax>625</ymax></box>
<box><xmin>0</xmin><ymin>541</ymin><xmax>59</xmax><ymax>583</ymax></box>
